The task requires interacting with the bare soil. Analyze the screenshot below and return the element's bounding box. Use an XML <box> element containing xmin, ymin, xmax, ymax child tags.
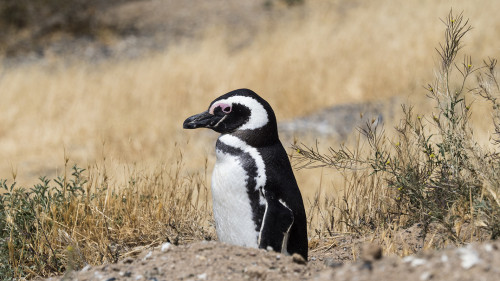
<box><xmin>44</xmin><ymin>237</ymin><xmax>500</xmax><ymax>281</ymax></box>
<box><xmin>42</xmin><ymin>223</ymin><xmax>499</xmax><ymax>281</ymax></box>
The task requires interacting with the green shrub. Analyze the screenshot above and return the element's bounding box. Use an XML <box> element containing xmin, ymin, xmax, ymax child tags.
<box><xmin>0</xmin><ymin>167</ymin><xmax>85</xmax><ymax>279</ymax></box>
<box><xmin>294</xmin><ymin>11</ymin><xmax>500</xmax><ymax>241</ymax></box>
<box><xmin>0</xmin><ymin>161</ymin><xmax>211</xmax><ymax>279</ymax></box>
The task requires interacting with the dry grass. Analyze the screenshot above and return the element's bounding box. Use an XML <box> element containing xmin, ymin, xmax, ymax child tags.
<box><xmin>1</xmin><ymin>0</ymin><xmax>500</xmax><ymax>278</ymax></box>
<box><xmin>1</xmin><ymin>155</ymin><xmax>213</xmax><ymax>278</ymax></box>
<box><xmin>297</xmin><ymin>9</ymin><xmax>500</xmax><ymax>256</ymax></box>
<box><xmin>2</xmin><ymin>0</ymin><xmax>499</xmax><ymax>187</ymax></box>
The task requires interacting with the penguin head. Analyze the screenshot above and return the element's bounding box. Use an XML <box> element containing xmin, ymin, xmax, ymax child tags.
<box><xmin>183</xmin><ymin>89</ymin><xmax>278</xmax><ymax>142</ymax></box>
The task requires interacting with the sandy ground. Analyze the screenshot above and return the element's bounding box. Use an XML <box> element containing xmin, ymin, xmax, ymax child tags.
<box><xmin>42</xmin><ymin>223</ymin><xmax>499</xmax><ymax>281</ymax></box>
<box><xmin>40</xmin><ymin>222</ymin><xmax>500</xmax><ymax>280</ymax></box>
<box><xmin>43</xmin><ymin>237</ymin><xmax>500</xmax><ymax>281</ymax></box>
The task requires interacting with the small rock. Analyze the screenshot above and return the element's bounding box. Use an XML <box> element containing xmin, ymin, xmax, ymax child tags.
<box><xmin>457</xmin><ymin>247</ymin><xmax>481</xmax><ymax>269</ymax></box>
<box><xmin>484</xmin><ymin>244</ymin><xmax>493</xmax><ymax>252</ymax></box>
<box><xmin>105</xmin><ymin>278</ymin><xmax>117</xmax><ymax>281</ymax></box>
<box><xmin>261</xmin><ymin>257</ymin><xmax>272</xmax><ymax>265</ymax></box>
<box><xmin>119</xmin><ymin>271</ymin><xmax>132</xmax><ymax>277</ymax></box>
<box><xmin>123</xmin><ymin>258</ymin><xmax>134</xmax><ymax>264</ymax></box>
<box><xmin>145</xmin><ymin>267</ymin><xmax>161</xmax><ymax>278</ymax></box>
<box><xmin>244</xmin><ymin>265</ymin><xmax>267</xmax><ymax>279</ymax></box>
<box><xmin>292</xmin><ymin>253</ymin><xmax>307</xmax><ymax>265</ymax></box>
<box><xmin>143</xmin><ymin>251</ymin><xmax>153</xmax><ymax>261</ymax></box>
<box><xmin>276</xmin><ymin>254</ymin><xmax>281</xmax><ymax>260</ymax></box>
<box><xmin>361</xmin><ymin>243</ymin><xmax>383</xmax><ymax>262</ymax></box>
<box><xmin>161</xmin><ymin>242</ymin><xmax>172</xmax><ymax>252</ymax></box>
<box><xmin>360</xmin><ymin>262</ymin><xmax>372</xmax><ymax>271</ymax></box>
<box><xmin>403</xmin><ymin>256</ymin><xmax>427</xmax><ymax>267</ymax></box>
<box><xmin>94</xmin><ymin>272</ymin><xmax>104</xmax><ymax>279</ymax></box>
<box><xmin>324</xmin><ymin>258</ymin><xmax>342</xmax><ymax>268</ymax></box>
<box><xmin>420</xmin><ymin>271</ymin><xmax>433</xmax><ymax>281</ymax></box>
<box><xmin>412</xmin><ymin>259</ymin><xmax>427</xmax><ymax>267</ymax></box>
<box><xmin>81</xmin><ymin>264</ymin><xmax>92</xmax><ymax>272</ymax></box>
<box><xmin>197</xmin><ymin>272</ymin><xmax>208</xmax><ymax>280</ymax></box>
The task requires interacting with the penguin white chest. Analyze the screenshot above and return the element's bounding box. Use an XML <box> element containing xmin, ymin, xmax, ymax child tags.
<box><xmin>212</xmin><ymin>149</ymin><xmax>259</xmax><ymax>247</ymax></box>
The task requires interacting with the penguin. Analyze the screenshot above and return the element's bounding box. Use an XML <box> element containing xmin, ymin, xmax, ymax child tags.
<box><xmin>183</xmin><ymin>88</ymin><xmax>308</xmax><ymax>260</ymax></box>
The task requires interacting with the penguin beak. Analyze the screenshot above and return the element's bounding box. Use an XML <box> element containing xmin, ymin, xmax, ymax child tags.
<box><xmin>183</xmin><ymin>111</ymin><xmax>224</xmax><ymax>129</ymax></box>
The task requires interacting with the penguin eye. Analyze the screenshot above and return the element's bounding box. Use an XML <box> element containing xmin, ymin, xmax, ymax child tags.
<box><xmin>221</xmin><ymin>105</ymin><xmax>232</xmax><ymax>114</ymax></box>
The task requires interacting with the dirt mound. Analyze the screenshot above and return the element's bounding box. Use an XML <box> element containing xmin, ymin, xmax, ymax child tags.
<box><xmin>46</xmin><ymin>241</ymin><xmax>327</xmax><ymax>281</ymax></box>
<box><xmin>323</xmin><ymin>241</ymin><xmax>500</xmax><ymax>281</ymax></box>
<box><xmin>44</xmin><ymin>238</ymin><xmax>500</xmax><ymax>281</ymax></box>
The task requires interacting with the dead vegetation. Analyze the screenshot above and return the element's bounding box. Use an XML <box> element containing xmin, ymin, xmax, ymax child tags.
<box><xmin>295</xmin><ymin>11</ymin><xmax>500</xmax><ymax>255</ymax></box>
<box><xmin>1</xmin><ymin>153</ymin><xmax>213</xmax><ymax>279</ymax></box>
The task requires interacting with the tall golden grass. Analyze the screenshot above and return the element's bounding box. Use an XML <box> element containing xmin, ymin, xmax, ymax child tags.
<box><xmin>1</xmin><ymin>0</ymin><xmax>499</xmax><ymax>188</ymax></box>
<box><xmin>1</xmin><ymin>0</ymin><xmax>500</xmax><ymax>278</ymax></box>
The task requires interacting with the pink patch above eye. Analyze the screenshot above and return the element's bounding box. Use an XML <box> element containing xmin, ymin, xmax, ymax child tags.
<box><xmin>209</xmin><ymin>102</ymin><xmax>232</xmax><ymax>114</ymax></box>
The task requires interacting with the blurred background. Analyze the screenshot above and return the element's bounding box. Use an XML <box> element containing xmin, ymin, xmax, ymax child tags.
<box><xmin>0</xmin><ymin>0</ymin><xmax>499</xmax><ymax>195</ymax></box>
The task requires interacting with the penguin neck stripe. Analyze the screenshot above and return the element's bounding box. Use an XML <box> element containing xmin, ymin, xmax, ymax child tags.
<box><xmin>219</xmin><ymin>134</ymin><xmax>267</xmax><ymax>190</ymax></box>
<box><xmin>216</xmin><ymin>96</ymin><xmax>269</xmax><ymax>130</ymax></box>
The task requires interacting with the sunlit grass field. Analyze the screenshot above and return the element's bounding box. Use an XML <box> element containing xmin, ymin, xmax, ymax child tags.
<box><xmin>1</xmin><ymin>0</ymin><xmax>499</xmax><ymax>187</ymax></box>
<box><xmin>1</xmin><ymin>0</ymin><xmax>500</xmax><ymax>278</ymax></box>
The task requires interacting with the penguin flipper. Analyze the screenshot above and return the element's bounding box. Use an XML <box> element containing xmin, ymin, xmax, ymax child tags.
<box><xmin>258</xmin><ymin>197</ymin><xmax>294</xmax><ymax>253</ymax></box>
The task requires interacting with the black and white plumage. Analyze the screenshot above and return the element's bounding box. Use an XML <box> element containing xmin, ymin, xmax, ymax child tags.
<box><xmin>183</xmin><ymin>88</ymin><xmax>308</xmax><ymax>260</ymax></box>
